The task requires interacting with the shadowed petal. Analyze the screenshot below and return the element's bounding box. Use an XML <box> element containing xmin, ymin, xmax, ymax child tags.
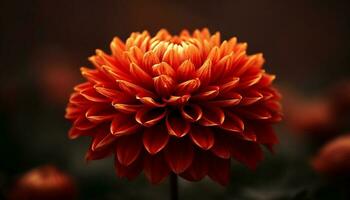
<box><xmin>152</xmin><ymin>62</ymin><xmax>175</xmax><ymax>77</ymax></box>
<box><xmin>112</xmin><ymin>102</ymin><xmax>143</xmax><ymax>114</ymax></box>
<box><xmin>190</xmin><ymin>126</ymin><xmax>214</xmax><ymax>150</ymax></box>
<box><xmin>115</xmin><ymin>154</ymin><xmax>143</xmax><ymax>180</ymax></box>
<box><xmin>116</xmin><ymin>134</ymin><xmax>142</xmax><ymax>166</ymax></box>
<box><xmin>153</xmin><ymin>75</ymin><xmax>176</xmax><ymax>97</ymax></box>
<box><xmin>143</xmin><ymin>125</ymin><xmax>169</xmax><ymax>154</ymax></box>
<box><xmin>174</xmin><ymin>78</ymin><xmax>201</xmax><ymax>95</ymax></box>
<box><xmin>208</xmin><ymin>156</ymin><xmax>230</xmax><ymax>186</ymax></box>
<box><xmin>135</xmin><ymin>108</ymin><xmax>166</xmax><ymax>127</ymax></box>
<box><xmin>210</xmin><ymin>134</ymin><xmax>231</xmax><ymax>159</ymax></box>
<box><xmin>191</xmin><ymin>86</ymin><xmax>219</xmax><ymax>101</ymax></box>
<box><xmin>220</xmin><ymin>111</ymin><xmax>244</xmax><ymax>133</ymax></box>
<box><xmin>164</xmin><ymin>139</ymin><xmax>194</xmax><ymax>174</ymax></box>
<box><xmin>199</xmin><ymin>106</ymin><xmax>225</xmax><ymax>126</ymax></box>
<box><xmin>230</xmin><ymin>138</ymin><xmax>263</xmax><ymax>170</ymax></box>
<box><xmin>110</xmin><ymin>114</ymin><xmax>141</xmax><ymax>136</ymax></box>
<box><xmin>74</xmin><ymin>116</ymin><xmax>97</xmax><ymax>130</ymax></box>
<box><xmin>176</xmin><ymin>60</ymin><xmax>196</xmax><ymax>82</ymax></box>
<box><xmin>166</xmin><ymin>112</ymin><xmax>191</xmax><ymax>137</ymax></box>
<box><xmin>80</xmin><ymin>87</ymin><xmax>109</xmax><ymax>103</ymax></box>
<box><xmin>144</xmin><ymin>153</ymin><xmax>170</xmax><ymax>184</ymax></box>
<box><xmin>180</xmin><ymin>104</ymin><xmax>202</xmax><ymax>122</ymax></box>
<box><xmin>240</xmin><ymin>90</ymin><xmax>263</xmax><ymax>105</ymax></box>
<box><xmin>180</xmin><ymin>151</ymin><xmax>208</xmax><ymax>181</ymax></box>
<box><xmin>85</xmin><ymin>104</ymin><xmax>116</xmax><ymax>123</ymax></box>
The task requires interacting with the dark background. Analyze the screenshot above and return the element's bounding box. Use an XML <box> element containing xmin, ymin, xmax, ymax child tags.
<box><xmin>1</xmin><ymin>0</ymin><xmax>350</xmax><ymax>199</ymax></box>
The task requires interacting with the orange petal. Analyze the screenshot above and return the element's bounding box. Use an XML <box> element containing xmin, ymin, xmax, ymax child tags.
<box><xmin>240</xmin><ymin>90</ymin><xmax>263</xmax><ymax>105</ymax></box>
<box><xmin>163</xmin><ymin>95</ymin><xmax>190</xmax><ymax>106</ymax></box>
<box><xmin>92</xmin><ymin>132</ymin><xmax>118</xmax><ymax>151</ymax></box>
<box><xmin>143</xmin><ymin>125</ymin><xmax>169</xmax><ymax>154</ymax></box>
<box><xmin>208</xmin><ymin>156</ymin><xmax>230</xmax><ymax>186</ymax></box>
<box><xmin>190</xmin><ymin>126</ymin><xmax>214</xmax><ymax>150</ymax></box>
<box><xmin>166</xmin><ymin>112</ymin><xmax>191</xmax><ymax>137</ymax></box>
<box><xmin>153</xmin><ymin>75</ymin><xmax>175</xmax><ymax>97</ymax></box>
<box><xmin>136</xmin><ymin>96</ymin><xmax>166</xmax><ymax>107</ymax></box>
<box><xmin>116</xmin><ymin>134</ymin><xmax>142</xmax><ymax>166</ymax></box>
<box><xmin>110</xmin><ymin>114</ymin><xmax>141</xmax><ymax>136</ymax></box>
<box><xmin>199</xmin><ymin>106</ymin><xmax>225</xmax><ymax>126</ymax></box>
<box><xmin>135</xmin><ymin>108</ymin><xmax>166</xmax><ymax>127</ymax></box>
<box><xmin>238</xmin><ymin>72</ymin><xmax>263</xmax><ymax>88</ymax></box>
<box><xmin>230</xmin><ymin>138</ymin><xmax>263</xmax><ymax>170</ymax></box>
<box><xmin>112</xmin><ymin>102</ymin><xmax>143</xmax><ymax>114</ymax></box>
<box><xmin>114</xmin><ymin>154</ymin><xmax>143</xmax><ymax>180</ymax></box>
<box><xmin>191</xmin><ymin>86</ymin><xmax>220</xmax><ymax>101</ymax></box>
<box><xmin>74</xmin><ymin>116</ymin><xmax>97</xmax><ymax>130</ymax></box>
<box><xmin>85</xmin><ymin>104</ymin><xmax>116</xmax><ymax>123</ymax></box>
<box><xmin>152</xmin><ymin>62</ymin><xmax>175</xmax><ymax>77</ymax></box>
<box><xmin>164</xmin><ymin>139</ymin><xmax>194</xmax><ymax>174</ymax></box>
<box><xmin>144</xmin><ymin>153</ymin><xmax>170</xmax><ymax>184</ymax></box>
<box><xmin>174</xmin><ymin>78</ymin><xmax>201</xmax><ymax>95</ymax></box>
<box><xmin>206</xmin><ymin>92</ymin><xmax>242</xmax><ymax>107</ymax></box>
<box><xmin>196</xmin><ymin>59</ymin><xmax>212</xmax><ymax>86</ymax></box>
<box><xmin>180</xmin><ymin>151</ymin><xmax>208</xmax><ymax>181</ymax></box>
<box><xmin>68</xmin><ymin>127</ymin><xmax>91</xmax><ymax>139</ymax></box>
<box><xmin>117</xmin><ymin>79</ymin><xmax>154</xmax><ymax>97</ymax></box>
<box><xmin>210</xmin><ymin>134</ymin><xmax>231</xmax><ymax>159</ymax></box>
<box><xmin>176</xmin><ymin>60</ymin><xmax>196</xmax><ymax>82</ymax></box>
<box><xmin>220</xmin><ymin>112</ymin><xmax>244</xmax><ymax>133</ymax></box>
<box><xmin>130</xmin><ymin>63</ymin><xmax>153</xmax><ymax>88</ymax></box>
<box><xmin>219</xmin><ymin>77</ymin><xmax>240</xmax><ymax>94</ymax></box>
<box><xmin>237</xmin><ymin>106</ymin><xmax>272</xmax><ymax>120</ymax></box>
<box><xmin>142</xmin><ymin>51</ymin><xmax>160</xmax><ymax>74</ymax></box>
<box><xmin>180</xmin><ymin>104</ymin><xmax>202</xmax><ymax>122</ymax></box>
<box><xmin>80</xmin><ymin>87</ymin><xmax>109</xmax><ymax>103</ymax></box>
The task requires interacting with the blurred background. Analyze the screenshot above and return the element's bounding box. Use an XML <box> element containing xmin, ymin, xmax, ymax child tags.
<box><xmin>1</xmin><ymin>0</ymin><xmax>350</xmax><ymax>199</ymax></box>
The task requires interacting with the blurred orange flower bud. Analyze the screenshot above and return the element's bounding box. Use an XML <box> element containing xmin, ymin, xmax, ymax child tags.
<box><xmin>312</xmin><ymin>135</ymin><xmax>350</xmax><ymax>177</ymax></box>
<box><xmin>8</xmin><ymin>165</ymin><xmax>77</xmax><ymax>200</ymax></box>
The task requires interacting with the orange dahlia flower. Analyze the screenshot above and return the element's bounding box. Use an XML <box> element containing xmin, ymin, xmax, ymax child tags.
<box><xmin>9</xmin><ymin>165</ymin><xmax>77</xmax><ymax>200</ymax></box>
<box><xmin>65</xmin><ymin>29</ymin><xmax>282</xmax><ymax>185</ymax></box>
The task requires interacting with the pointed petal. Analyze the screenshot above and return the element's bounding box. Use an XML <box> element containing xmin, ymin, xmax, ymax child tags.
<box><xmin>68</xmin><ymin>127</ymin><xmax>91</xmax><ymax>139</ymax></box>
<box><xmin>196</xmin><ymin>59</ymin><xmax>212</xmax><ymax>86</ymax></box>
<box><xmin>110</xmin><ymin>114</ymin><xmax>141</xmax><ymax>136</ymax></box>
<box><xmin>116</xmin><ymin>134</ymin><xmax>142</xmax><ymax>166</ymax></box>
<box><xmin>191</xmin><ymin>86</ymin><xmax>219</xmax><ymax>101</ymax></box>
<box><xmin>92</xmin><ymin>130</ymin><xmax>118</xmax><ymax>151</ymax></box>
<box><xmin>240</xmin><ymin>90</ymin><xmax>263</xmax><ymax>105</ymax></box>
<box><xmin>144</xmin><ymin>153</ymin><xmax>170</xmax><ymax>184</ymax></box>
<box><xmin>85</xmin><ymin>148</ymin><xmax>112</xmax><ymax>161</ymax></box>
<box><xmin>137</xmin><ymin>96</ymin><xmax>166</xmax><ymax>107</ymax></box>
<box><xmin>164</xmin><ymin>139</ymin><xmax>194</xmax><ymax>174</ymax></box>
<box><xmin>117</xmin><ymin>79</ymin><xmax>155</xmax><ymax>97</ymax></box>
<box><xmin>143</xmin><ymin>125</ymin><xmax>169</xmax><ymax>154</ymax></box>
<box><xmin>142</xmin><ymin>51</ymin><xmax>160</xmax><ymax>74</ymax></box>
<box><xmin>237</xmin><ymin>106</ymin><xmax>272</xmax><ymax>120</ymax></box>
<box><xmin>130</xmin><ymin>63</ymin><xmax>153</xmax><ymax>88</ymax></box>
<box><xmin>135</xmin><ymin>108</ymin><xmax>166</xmax><ymax>127</ymax></box>
<box><xmin>206</xmin><ymin>93</ymin><xmax>242</xmax><ymax>107</ymax></box>
<box><xmin>180</xmin><ymin>104</ymin><xmax>202</xmax><ymax>122</ymax></box>
<box><xmin>220</xmin><ymin>112</ymin><xmax>244</xmax><ymax>133</ymax></box>
<box><xmin>153</xmin><ymin>75</ymin><xmax>175</xmax><ymax>97</ymax></box>
<box><xmin>230</xmin><ymin>138</ymin><xmax>263</xmax><ymax>170</ymax></box>
<box><xmin>210</xmin><ymin>134</ymin><xmax>231</xmax><ymax>159</ymax></box>
<box><xmin>85</xmin><ymin>104</ymin><xmax>116</xmax><ymax>123</ymax></box>
<box><xmin>238</xmin><ymin>73</ymin><xmax>263</xmax><ymax>88</ymax></box>
<box><xmin>219</xmin><ymin>77</ymin><xmax>240</xmax><ymax>94</ymax></box>
<box><xmin>166</xmin><ymin>112</ymin><xmax>191</xmax><ymax>137</ymax></box>
<box><xmin>80</xmin><ymin>87</ymin><xmax>109</xmax><ymax>103</ymax></box>
<box><xmin>112</xmin><ymin>102</ymin><xmax>143</xmax><ymax>114</ymax></box>
<box><xmin>163</xmin><ymin>95</ymin><xmax>190</xmax><ymax>106</ymax></box>
<box><xmin>199</xmin><ymin>106</ymin><xmax>225</xmax><ymax>126</ymax></box>
<box><xmin>174</xmin><ymin>78</ymin><xmax>201</xmax><ymax>95</ymax></box>
<box><xmin>190</xmin><ymin>126</ymin><xmax>214</xmax><ymax>150</ymax></box>
<box><xmin>74</xmin><ymin>115</ymin><xmax>97</xmax><ymax>130</ymax></box>
<box><xmin>176</xmin><ymin>60</ymin><xmax>196</xmax><ymax>82</ymax></box>
<box><xmin>180</xmin><ymin>151</ymin><xmax>208</xmax><ymax>181</ymax></box>
<box><xmin>152</xmin><ymin>62</ymin><xmax>176</xmax><ymax>77</ymax></box>
<box><xmin>208</xmin><ymin>156</ymin><xmax>230</xmax><ymax>186</ymax></box>
<box><xmin>114</xmin><ymin>155</ymin><xmax>143</xmax><ymax>180</ymax></box>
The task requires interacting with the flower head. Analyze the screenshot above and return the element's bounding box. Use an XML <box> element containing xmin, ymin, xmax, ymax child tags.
<box><xmin>312</xmin><ymin>134</ymin><xmax>350</xmax><ymax>177</ymax></box>
<box><xmin>9</xmin><ymin>165</ymin><xmax>77</xmax><ymax>200</ymax></box>
<box><xmin>65</xmin><ymin>29</ymin><xmax>282</xmax><ymax>185</ymax></box>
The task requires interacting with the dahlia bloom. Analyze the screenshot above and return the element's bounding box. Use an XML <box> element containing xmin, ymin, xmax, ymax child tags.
<box><xmin>9</xmin><ymin>165</ymin><xmax>77</xmax><ymax>200</ymax></box>
<box><xmin>312</xmin><ymin>134</ymin><xmax>350</xmax><ymax>176</ymax></box>
<box><xmin>65</xmin><ymin>29</ymin><xmax>282</xmax><ymax>185</ymax></box>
